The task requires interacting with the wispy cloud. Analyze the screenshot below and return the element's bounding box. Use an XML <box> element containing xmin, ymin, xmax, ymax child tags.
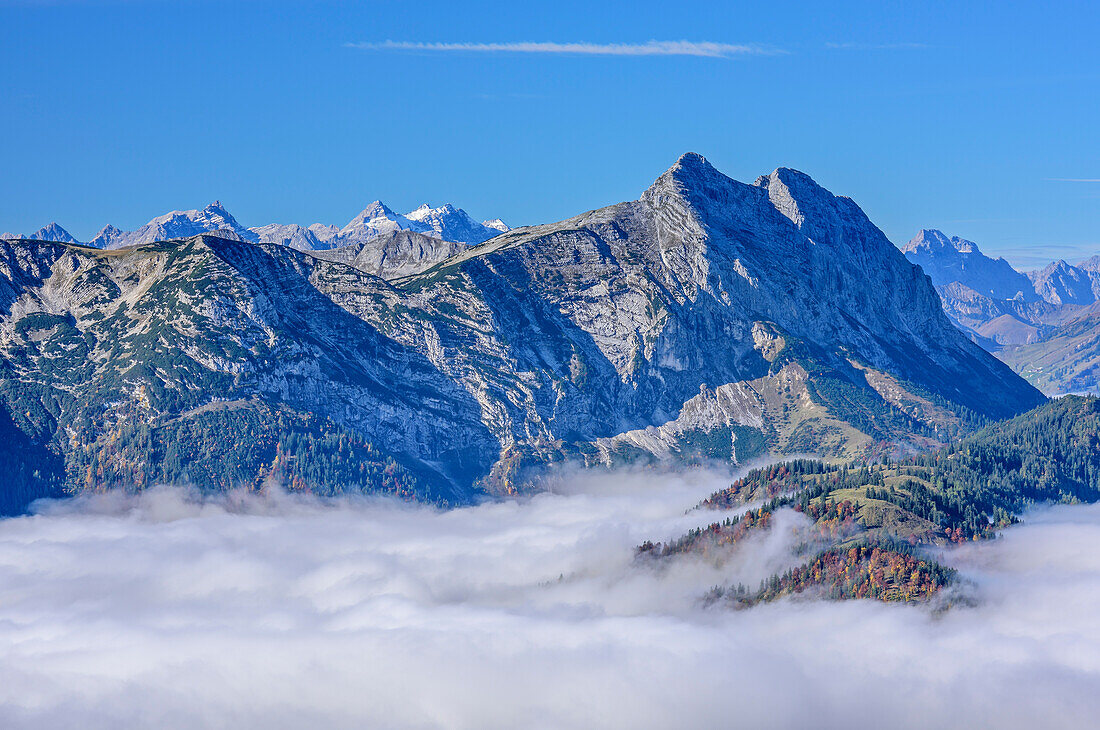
<box><xmin>1044</xmin><ymin>178</ymin><xmax>1100</xmax><ymax>183</ymax></box>
<box><xmin>345</xmin><ymin>40</ymin><xmax>781</xmax><ymax>58</ymax></box>
<box><xmin>988</xmin><ymin>243</ymin><xmax>1100</xmax><ymax>270</ymax></box>
<box><xmin>825</xmin><ymin>42</ymin><xmax>928</xmax><ymax>50</ymax></box>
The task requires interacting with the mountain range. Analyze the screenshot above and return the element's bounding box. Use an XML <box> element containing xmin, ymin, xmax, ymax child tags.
<box><xmin>0</xmin><ymin>153</ymin><xmax>1044</xmax><ymax>513</ymax></box>
<box><xmin>901</xmin><ymin>229</ymin><xmax>1100</xmax><ymax>394</ymax></box>
<box><xmin>2</xmin><ymin>200</ymin><xmax>508</xmax><ymax>253</ymax></box>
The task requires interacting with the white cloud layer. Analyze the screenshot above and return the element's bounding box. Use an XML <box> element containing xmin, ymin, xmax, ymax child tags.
<box><xmin>344</xmin><ymin>40</ymin><xmax>779</xmax><ymax>58</ymax></box>
<box><xmin>0</xmin><ymin>469</ymin><xmax>1099</xmax><ymax>728</ymax></box>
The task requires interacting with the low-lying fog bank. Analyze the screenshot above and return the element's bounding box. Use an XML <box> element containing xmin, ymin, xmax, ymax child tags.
<box><xmin>0</xmin><ymin>468</ymin><xmax>1098</xmax><ymax>729</ymax></box>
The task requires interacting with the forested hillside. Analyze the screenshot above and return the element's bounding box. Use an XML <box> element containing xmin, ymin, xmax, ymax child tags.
<box><xmin>641</xmin><ymin>396</ymin><xmax>1100</xmax><ymax>604</ymax></box>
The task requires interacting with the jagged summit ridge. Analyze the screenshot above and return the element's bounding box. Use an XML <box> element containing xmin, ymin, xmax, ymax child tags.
<box><xmin>98</xmin><ymin>202</ymin><xmax>259</xmax><ymax>249</ymax></box>
<box><xmin>1028</xmin><ymin>259</ymin><xmax>1099</xmax><ymax>306</ymax></box>
<box><xmin>0</xmin><ymin>153</ymin><xmax>1046</xmax><ymax>507</ymax></box>
<box><xmin>6</xmin><ymin>199</ymin><xmax>509</xmax><ymax>253</ymax></box>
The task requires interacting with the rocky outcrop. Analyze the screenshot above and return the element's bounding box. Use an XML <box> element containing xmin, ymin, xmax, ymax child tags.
<box><xmin>314</xmin><ymin>229</ymin><xmax>467</xmax><ymax>279</ymax></box>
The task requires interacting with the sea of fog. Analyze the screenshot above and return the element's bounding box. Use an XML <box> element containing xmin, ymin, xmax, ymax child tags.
<box><xmin>0</xmin><ymin>466</ymin><xmax>1099</xmax><ymax>729</ymax></box>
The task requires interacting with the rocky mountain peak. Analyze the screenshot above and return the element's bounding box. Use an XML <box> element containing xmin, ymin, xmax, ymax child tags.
<box><xmin>648</xmin><ymin>152</ymin><xmax>724</xmax><ymax>196</ymax></box>
<box><xmin>350</xmin><ymin>200</ymin><xmax>398</xmax><ymax>222</ymax></box>
<box><xmin>29</xmin><ymin>223</ymin><xmax>79</xmax><ymax>244</ymax></box>
<box><xmin>641</xmin><ymin>152</ymin><xmax>739</xmax><ymax>225</ymax></box>
<box><xmin>670</xmin><ymin>151</ymin><xmax>715</xmax><ymax>175</ymax></box>
<box><xmin>903</xmin><ymin>229</ymin><xmax>1037</xmax><ymax>302</ymax></box>
<box><xmin>89</xmin><ymin>224</ymin><xmax>125</xmax><ymax>248</ymax></box>
<box><xmin>1028</xmin><ymin>258</ymin><xmax>1097</xmax><ymax>306</ymax></box>
<box><xmin>0</xmin><ymin>156</ymin><xmax>1048</xmax><ymax>507</ymax></box>
<box><xmin>904</xmin><ymin>229</ymin><xmax>979</xmax><ymax>255</ymax></box>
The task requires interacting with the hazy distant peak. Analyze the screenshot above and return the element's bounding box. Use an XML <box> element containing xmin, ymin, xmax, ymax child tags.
<box><xmin>903</xmin><ymin>229</ymin><xmax>981</xmax><ymax>256</ymax></box>
<box><xmin>28</xmin><ymin>222</ymin><xmax>79</xmax><ymax>244</ymax></box>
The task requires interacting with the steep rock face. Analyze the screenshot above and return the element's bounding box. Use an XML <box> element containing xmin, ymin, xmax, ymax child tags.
<box><xmin>392</xmin><ymin>154</ymin><xmax>1042</xmax><ymax>482</ymax></box>
<box><xmin>31</xmin><ymin>223</ymin><xmax>80</xmax><ymax>244</ymax></box>
<box><xmin>314</xmin><ymin>230</ymin><xmax>467</xmax><ymax>279</ymax></box>
<box><xmin>0</xmin><ymin>154</ymin><xmax>1046</xmax><ymax>509</ymax></box>
<box><xmin>902</xmin><ymin>229</ymin><xmax>1035</xmax><ymax>301</ymax></box>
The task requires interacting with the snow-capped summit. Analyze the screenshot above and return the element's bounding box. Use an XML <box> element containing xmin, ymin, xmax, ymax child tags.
<box><xmin>4</xmin><ymin>199</ymin><xmax>508</xmax><ymax>252</ymax></box>
<box><xmin>339</xmin><ymin>201</ymin><xmax>423</xmax><ymax>244</ymax></box>
<box><xmin>336</xmin><ymin>201</ymin><xmax>502</xmax><ymax>246</ymax></box>
<box><xmin>104</xmin><ymin>202</ymin><xmax>259</xmax><ymax>249</ymax></box>
<box><xmin>404</xmin><ymin>203</ymin><xmax>502</xmax><ymax>245</ymax></box>
<box><xmin>482</xmin><ymin>218</ymin><xmax>509</xmax><ymax>233</ymax></box>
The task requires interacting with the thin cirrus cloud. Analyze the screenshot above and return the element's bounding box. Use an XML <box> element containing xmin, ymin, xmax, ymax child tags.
<box><xmin>344</xmin><ymin>40</ymin><xmax>782</xmax><ymax>58</ymax></box>
<box><xmin>1045</xmin><ymin>178</ymin><xmax>1100</xmax><ymax>183</ymax></box>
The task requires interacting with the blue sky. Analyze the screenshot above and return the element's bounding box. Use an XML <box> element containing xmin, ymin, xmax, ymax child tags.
<box><xmin>1</xmin><ymin>0</ymin><xmax>1097</xmax><ymax>267</ymax></box>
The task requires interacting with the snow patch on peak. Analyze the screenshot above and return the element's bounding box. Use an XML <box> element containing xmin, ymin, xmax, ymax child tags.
<box><xmin>400</xmin><ymin>203</ymin><xmax>502</xmax><ymax>245</ymax></box>
<box><xmin>341</xmin><ymin>201</ymin><xmax>422</xmax><ymax>243</ymax></box>
<box><xmin>102</xmin><ymin>202</ymin><xmax>258</xmax><ymax>248</ymax></box>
